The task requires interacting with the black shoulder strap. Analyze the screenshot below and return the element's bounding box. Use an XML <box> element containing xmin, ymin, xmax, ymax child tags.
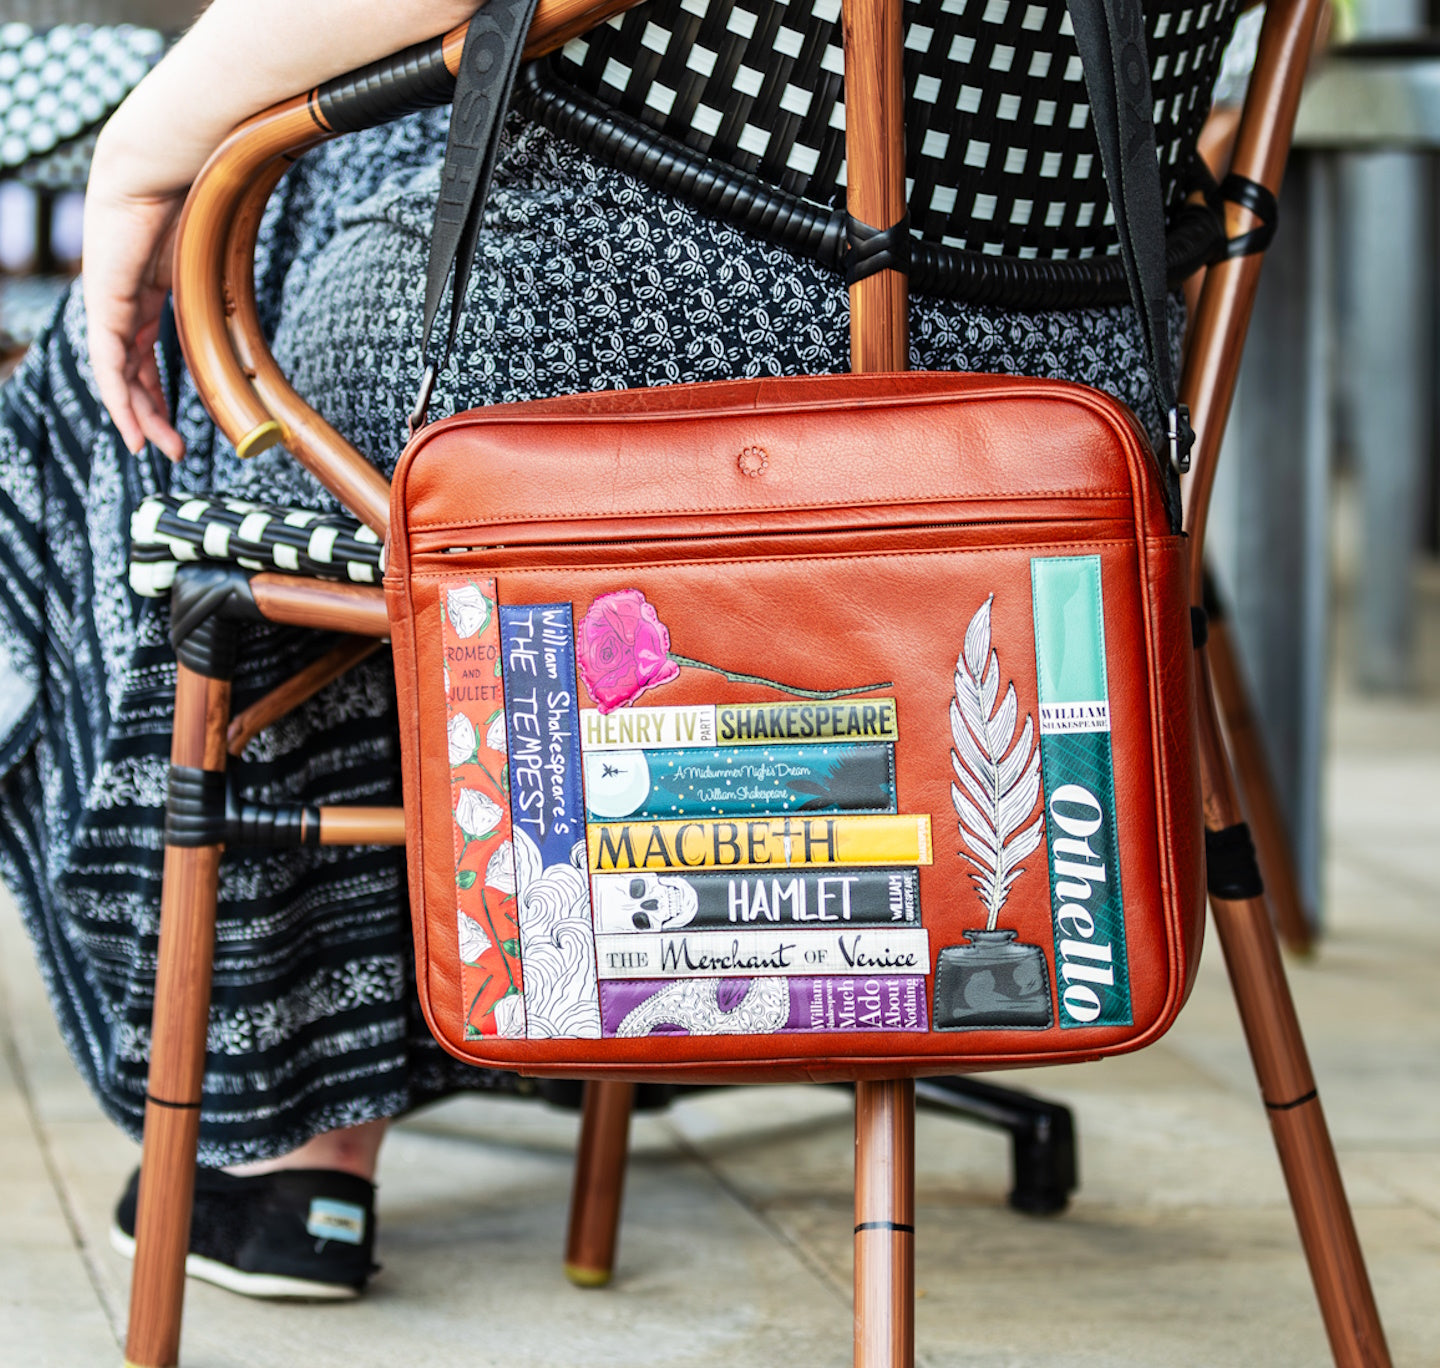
<box><xmin>1066</xmin><ymin>0</ymin><xmax>1191</xmax><ymax>529</ymax></box>
<box><xmin>412</xmin><ymin>0</ymin><xmax>542</xmax><ymax>432</ymax></box>
<box><xmin>418</xmin><ymin>0</ymin><xmax>1190</xmax><ymax>530</ymax></box>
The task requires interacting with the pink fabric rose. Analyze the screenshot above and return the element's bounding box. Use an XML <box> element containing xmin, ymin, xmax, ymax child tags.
<box><xmin>576</xmin><ymin>590</ymin><xmax>682</xmax><ymax>713</ymax></box>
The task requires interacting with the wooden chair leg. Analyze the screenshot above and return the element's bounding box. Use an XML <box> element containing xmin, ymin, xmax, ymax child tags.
<box><xmin>125</xmin><ymin>665</ymin><xmax>232</xmax><ymax>1368</ymax></box>
<box><xmin>1205</xmin><ymin>572</ymin><xmax>1315</xmax><ymax>955</ymax></box>
<box><xmin>564</xmin><ymin>1080</ymin><xmax>635</xmax><ymax>1287</ymax></box>
<box><xmin>1197</xmin><ymin>648</ymin><xmax>1390</xmax><ymax>1367</ymax></box>
<box><xmin>854</xmin><ymin>1079</ymin><xmax>915</xmax><ymax>1368</ymax></box>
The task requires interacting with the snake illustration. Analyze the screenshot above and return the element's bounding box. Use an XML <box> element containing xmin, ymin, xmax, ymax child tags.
<box><xmin>615</xmin><ymin>976</ymin><xmax>790</xmax><ymax>1037</ymax></box>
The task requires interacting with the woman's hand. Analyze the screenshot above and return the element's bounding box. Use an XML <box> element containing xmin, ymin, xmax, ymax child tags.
<box><xmin>79</xmin><ymin>24</ymin><xmax>255</xmax><ymax>465</ymax></box>
<box><xmin>82</xmin><ymin>161</ymin><xmax>187</xmax><ymax>461</ymax></box>
<box><xmin>79</xmin><ymin>0</ymin><xmax>481</xmax><ymax>462</ymax></box>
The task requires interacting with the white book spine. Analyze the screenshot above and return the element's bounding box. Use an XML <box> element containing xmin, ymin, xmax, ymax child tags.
<box><xmin>581</xmin><ymin>705</ymin><xmax>717</xmax><ymax>750</ymax></box>
<box><xmin>593</xmin><ymin>928</ymin><xmax>931</xmax><ymax>980</ymax></box>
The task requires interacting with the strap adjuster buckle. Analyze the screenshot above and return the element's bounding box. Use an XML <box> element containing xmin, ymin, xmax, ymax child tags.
<box><xmin>1168</xmin><ymin>403</ymin><xmax>1194</xmax><ymax>475</ymax></box>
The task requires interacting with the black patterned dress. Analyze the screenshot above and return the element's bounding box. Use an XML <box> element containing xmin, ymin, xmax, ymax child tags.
<box><xmin>0</xmin><ymin>43</ymin><xmax>1191</xmax><ymax>1163</ymax></box>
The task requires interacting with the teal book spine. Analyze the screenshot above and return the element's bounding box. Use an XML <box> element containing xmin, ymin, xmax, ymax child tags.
<box><xmin>582</xmin><ymin>742</ymin><xmax>896</xmax><ymax>821</ymax></box>
<box><xmin>1030</xmin><ymin>556</ymin><xmax>1132</xmax><ymax>1028</ymax></box>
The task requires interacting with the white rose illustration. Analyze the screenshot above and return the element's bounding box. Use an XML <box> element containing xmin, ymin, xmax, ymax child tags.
<box><xmin>493</xmin><ymin>992</ymin><xmax>527</xmax><ymax>1038</ymax></box>
<box><xmin>485</xmin><ymin>840</ymin><xmax>516</xmax><ymax>895</ymax></box>
<box><xmin>447</xmin><ymin>714</ymin><xmax>476</xmax><ymax>766</ymax></box>
<box><xmin>455</xmin><ymin>788</ymin><xmax>502</xmax><ymax>839</ymax></box>
<box><xmin>486</xmin><ymin>710</ymin><xmax>507</xmax><ymax>755</ymax></box>
<box><xmin>457</xmin><ymin>911</ymin><xmax>492</xmax><ymax>964</ymax></box>
<box><xmin>447</xmin><ymin>584</ymin><xmax>491</xmax><ymax>639</ymax></box>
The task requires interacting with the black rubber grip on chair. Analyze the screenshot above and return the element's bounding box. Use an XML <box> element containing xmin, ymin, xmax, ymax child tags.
<box><xmin>1204</xmin><ymin>822</ymin><xmax>1265</xmax><ymax>901</ymax></box>
<box><xmin>516</xmin><ymin>62</ymin><xmax>1224</xmax><ymax>310</ymax></box>
<box><xmin>844</xmin><ymin>214</ymin><xmax>911</xmax><ymax>285</ymax></box>
<box><xmin>227</xmin><ymin>793</ymin><xmax>322</xmax><ymax>848</ymax></box>
<box><xmin>909</xmin><ymin>198</ymin><xmax>1223</xmax><ymax>307</ymax></box>
<box><xmin>166</xmin><ymin>766</ymin><xmax>228</xmax><ymax>847</ymax></box>
<box><xmin>1190</xmin><ymin>606</ymin><xmax>1208</xmax><ymax>649</ymax></box>
<box><xmin>517</xmin><ymin>64</ymin><xmax>848</xmax><ymax>270</ymax></box>
<box><xmin>165</xmin><ymin>766</ymin><xmax>323</xmax><ymax>848</ymax></box>
<box><xmin>314</xmin><ymin>34</ymin><xmax>457</xmax><ymax>135</ymax></box>
<box><xmin>170</xmin><ymin>566</ymin><xmax>265</xmax><ymax>679</ymax></box>
<box><xmin>1217</xmin><ymin>173</ymin><xmax>1279</xmax><ymax>260</ymax></box>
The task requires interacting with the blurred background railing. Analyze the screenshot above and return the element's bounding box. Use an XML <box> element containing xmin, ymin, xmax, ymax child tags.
<box><xmin>0</xmin><ymin>3</ymin><xmax>198</xmax><ymax>359</ymax></box>
<box><xmin>1208</xmin><ymin>0</ymin><xmax>1440</xmax><ymax>938</ymax></box>
<box><xmin>3</xmin><ymin>3</ymin><xmax>200</xmax><ymax>24</ymax></box>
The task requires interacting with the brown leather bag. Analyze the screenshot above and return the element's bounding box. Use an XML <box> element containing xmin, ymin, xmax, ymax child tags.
<box><xmin>385</xmin><ymin>371</ymin><xmax>1203</xmax><ymax>1080</ymax></box>
<box><xmin>384</xmin><ymin>0</ymin><xmax>1204</xmax><ymax>1081</ymax></box>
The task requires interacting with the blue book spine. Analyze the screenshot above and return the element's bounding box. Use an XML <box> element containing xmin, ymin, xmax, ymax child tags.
<box><xmin>500</xmin><ymin>603</ymin><xmax>586</xmax><ymax>863</ymax></box>
<box><xmin>499</xmin><ymin>601</ymin><xmax>601</xmax><ymax>1039</ymax></box>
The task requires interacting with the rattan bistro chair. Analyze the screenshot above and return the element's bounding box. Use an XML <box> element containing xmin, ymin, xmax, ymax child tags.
<box><xmin>122</xmin><ymin>0</ymin><xmax>1388</xmax><ymax>1365</ymax></box>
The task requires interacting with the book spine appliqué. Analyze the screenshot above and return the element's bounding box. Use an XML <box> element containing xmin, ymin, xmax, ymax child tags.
<box><xmin>600</xmin><ymin>975</ymin><xmax>929</xmax><ymax>1036</ymax></box>
<box><xmin>1030</xmin><ymin>556</ymin><xmax>1132</xmax><ymax>1028</ymax></box>
<box><xmin>594</xmin><ymin>928</ymin><xmax>931</xmax><ymax>979</ymax></box>
<box><xmin>587</xmin><ymin>814</ymin><xmax>933</xmax><ymax>872</ymax></box>
<box><xmin>580</xmin><ymin>704</ymin><xmax>717</xmax><ymax>750</ymax></box>
<box><xmin>583</xmin><ymin>742</ymin><xmax>896</xmax><ymax>821</ymax></box>
<box><xmin>591</xmin><ymin>868</ymin><xmax>920</xmax><ymax>932</ymax></box>
<box><xmin>441</xmin><ymin>580</ymin><xmax>526</xmax><ymax>1039</ymax></box>
<box><xmin>716</xmin><ymin>699</ymin><xmax>899</xmax><ymax>745</ymax></box>
<box><xmin>499</xmin><ymin>602</ymin><xmax>601</xmax><ymax>1039</ymax></box>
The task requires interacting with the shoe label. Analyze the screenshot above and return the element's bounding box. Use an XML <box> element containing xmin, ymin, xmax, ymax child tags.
<box><xmin>306</xmin><ymin>1198</ymin><xmax>366</xmax><ymax>1246</ymax></box>
<box><xmin>1030</xmin><ymin>555</ymin><xmax>1131</xmax><ymax>1028</ymax></box>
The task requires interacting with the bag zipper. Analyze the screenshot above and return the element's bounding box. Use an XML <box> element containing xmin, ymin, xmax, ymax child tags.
<box><xmin>411</xmin><ymin>513</ymin><xmax>1133</xmax><ymax>571</ymax></box>
<box><xmin>409</xmin><ymin>498</ymin><xmax>1135</xmax><ymax>561</ymax></box>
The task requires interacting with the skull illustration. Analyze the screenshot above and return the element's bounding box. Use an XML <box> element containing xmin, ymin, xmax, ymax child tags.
<box><xmin>593</xmin><ymin>873</ymin><xmax>699</xmax><ymax>933</ymax></box>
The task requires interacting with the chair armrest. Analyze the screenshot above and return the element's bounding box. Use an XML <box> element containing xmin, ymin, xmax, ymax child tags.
<box><xmin>172</xmin><ymin>0</ymin><xmax>646</xmax><ymax>534</ymax></box>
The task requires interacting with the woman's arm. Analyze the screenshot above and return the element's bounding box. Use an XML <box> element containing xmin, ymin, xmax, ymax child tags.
<box><xmin>83</xmin><ymin>0</ymin><xmax>479</xmax><ymax>460</ymax></box>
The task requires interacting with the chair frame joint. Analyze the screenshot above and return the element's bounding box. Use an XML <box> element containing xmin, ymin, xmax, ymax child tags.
<box><xmin>1204</xmin><ymin>821</ymin><xmax>1265</xmax><ymax>901</ymax></box>
<box><xmin>164</xmin><ymin>765</ymin><xmax>322</xmax><ymax>848</ymax></box>
<box><xmin>169</xmin><ymin>565</ymin><xmax>264</xmax><ymax>679</ymax></box>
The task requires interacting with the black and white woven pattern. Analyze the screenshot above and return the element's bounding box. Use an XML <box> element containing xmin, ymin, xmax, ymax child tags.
<box><xmin>12</xmin><ymin>128</ymin><xmax>98</xmax><ymax>192</ymax></box>
<box><xmin>129</xmin><ymin>494</ymin><xmax>384</xmax><ymax>598</ymax></box>
<box><xmin>0</xmin><ymin>23</ymin><xmax>163</xmax><ymax>185</ymax></box>
<box><xmin>552</xmin><ymin>0</ymin><xmax>1239</xmax><ymax>260</ymax></box>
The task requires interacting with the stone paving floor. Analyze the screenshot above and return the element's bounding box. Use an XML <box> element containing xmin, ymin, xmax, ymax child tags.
<box><xmin>3</xmin><ymin>579</ymin><xmax>1439</xmax><ymax>1366</ymax></box>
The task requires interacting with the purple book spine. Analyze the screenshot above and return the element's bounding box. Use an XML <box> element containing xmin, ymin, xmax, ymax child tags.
<box><xmin>600</xmin><ymin>975</ymin><xmax>928</xmax><ymax>1037</ymax></box>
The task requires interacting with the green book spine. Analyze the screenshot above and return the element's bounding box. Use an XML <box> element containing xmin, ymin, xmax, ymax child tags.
<box><xmin>1031</xmin><ymin>556</ymin><xmax>1132</xmax><ymax>1028</ymax></box>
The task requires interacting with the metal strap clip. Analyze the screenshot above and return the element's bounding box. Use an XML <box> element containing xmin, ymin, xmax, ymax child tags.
<box><xmin>408</xmin><ymin>364</ymin><xmax>437</xmax><ymax>439</ymax></box>
<box><xmin>1168</xmin><ymin>403</ymin><xmax>1195</xmax><ymax>474</ymax></box>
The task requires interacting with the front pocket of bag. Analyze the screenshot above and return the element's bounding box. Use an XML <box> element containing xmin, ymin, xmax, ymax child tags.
<box><xmin>408</xmin><ymin>523</ymin><xmax>1178</xmax><ymax>1063</ymax></box>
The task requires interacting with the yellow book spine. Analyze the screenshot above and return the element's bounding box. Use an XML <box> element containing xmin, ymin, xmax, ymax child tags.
<box><xmin>587</xmin><ymin>814</ymin><xmax>933</xmax><ymax>872</ymax></box>
<box><xmin>716</xmin><ymin>698</ymin><xmax>899</xmax><ymax>745</ymax></box>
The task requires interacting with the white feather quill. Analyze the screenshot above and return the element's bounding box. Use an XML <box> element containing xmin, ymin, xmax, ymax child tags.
<box><xmin>950</xmin><ymin>596</ymin><xmax>1045</xmax><ymax>928</ymax></box>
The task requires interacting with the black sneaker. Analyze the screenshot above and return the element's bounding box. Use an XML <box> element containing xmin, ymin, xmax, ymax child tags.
<box><xmin>111</xmin><ymin>1166</ymin><xmax>379</xmax><ymax>1300</ymax></box>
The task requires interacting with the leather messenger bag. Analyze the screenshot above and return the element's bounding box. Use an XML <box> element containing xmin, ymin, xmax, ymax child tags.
<box><xmin>384</xmin><ymin>0</ymin><xmax>1205</xmax><ymax>1082</ymax></box>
